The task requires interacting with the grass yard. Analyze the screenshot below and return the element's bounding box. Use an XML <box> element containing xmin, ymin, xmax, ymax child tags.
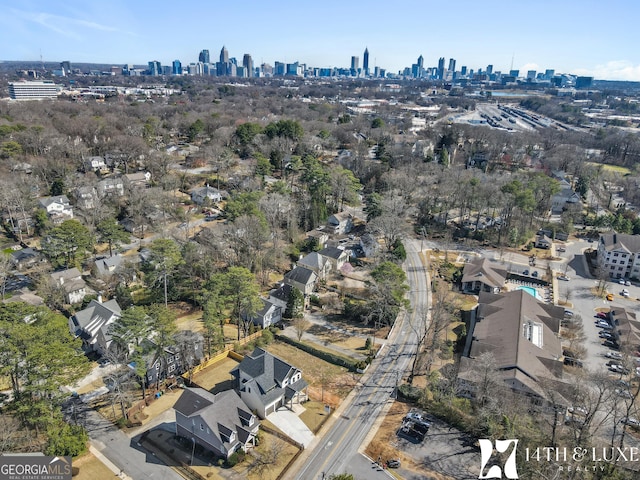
<box><xmin>175</xmin><ymin>310</ymin><xmax>203</xmax><ymax>332</ymax></box>
<box><xmin>266</xmin><ymin>341</ymin><xmax>357</xmax><ymax>398</ymax></box>
<box><xmin>298</xmin><ymin>400</ymin><xmax>331</xmax><ymax>433</ymax></box>
<box><xmin>72</xmin><ymin>452</ymin><xmax>115</xmax><ymax>480</ymax></box>
<box><xmin>234</xmin><ymin>430</ymin><xmax>300</xmax><ymax>480</ymax></box>
<box><xmin>190</xmin><ymin>357</ymin><xmax>239</xmax><ymax>392</ymax></box>
<box><xmin>586</xmin><ymin>161</ymin><xmax>631</xmax><ymax>175</ymax></box>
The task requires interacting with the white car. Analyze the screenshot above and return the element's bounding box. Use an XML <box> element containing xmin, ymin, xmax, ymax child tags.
<box><xmin>622</xmin><ymin>289</ymin><xmax>630</xmax><ymax>297</ymax></box>
<box><xmin>619</xmin><ymin>279</ymin><xmax>626</xmax><ymax>285</ymax></box>
<box><xmin>625</xmin><ymin>280</ymin><xmax>632</xmax><ymax>286</ymax></box>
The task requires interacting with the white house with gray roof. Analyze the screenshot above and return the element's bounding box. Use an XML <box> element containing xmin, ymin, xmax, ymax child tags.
<box><xmin>38</xmin><ymin>195</ymin><xmax>73</xmax><ymax>224</ymax></box>
<box><xmin>68</xmin><ymin>299</ymin><xmax>121</xmax><ymax>355</ymax></box>
<box><xmin>231</xmin><ymin>347</ymin><xmax>308</xmax><ymax>418</ymax></box>
<box><xmin>50</xmin><ymin>267</ymin><xmax>90</xmax><ymax>304</ymax></box>
<box><xmin>283</xmin><ymin>266</ymin><xmax>318</xmax><ymax>297</ymax></box>
<box><xmin>174</xmin><ymin>387</ymin><xmax>259</xmax><ymax>459</ymax></box>
<box><xmin>297</xmin><ymin>251</ymin><xmax>331</xmax><ymax>280</ymax></box>
<box><xmin>597</xmin><ymin>232</ymin><xmax>640</xmax><ymax>279</ymax></box>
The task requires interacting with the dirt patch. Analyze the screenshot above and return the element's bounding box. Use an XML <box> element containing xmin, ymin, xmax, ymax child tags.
<box><xmin>72</xmin><ymin>452</ymin><xmax>116</xmax><ymax>480</ymax></box>
<box><xmin>266</xmin><ymin>341</ymin><xmax>357</xmax><ymax>399</ymax></box>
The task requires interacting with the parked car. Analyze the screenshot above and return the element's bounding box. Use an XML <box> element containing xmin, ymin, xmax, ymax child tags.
<box><xmin>532</xmin><ymin>271</ymin><xmax>539</xmax><ymax>278</ymax></box>
<box><xmin>606</xmin><ymin>351</ymin><xmax>623</xmax><ymax>359</ymax></box>
<box><xmin>604</xmin><ymin>340</ymin><xmax>620</xmax><ymax>350</ymax></box>
<box><xmin>622</xmin><ymin>289</ymin><xmax>630</xmax><ymax>297</ymax></box>
<box><xmin>625</xmin><ymin>280</ymin><xmax>632</xmax><ymax>286</ymax></box>
<box><xmin>564</xmin><ymin>357</ymin><xmax>583</xmax><ymax>368</ymax></box>
<box><xmin>387</xmin><ymin>459</ymin><xmax>401</xmax><ymax>469</ymax></box>
<box><xmin>558</xmin><ymin>275</ymin><xmax>570</xmax><ymax>281</ymax></box>
<box><xmin>564</xmin><ymin>309</ymin><xmax>574</xmax><ymax>317</ymax></box>
<box><xmin>600</xmin><ymin>331</ymin><xmax>615</xmax><ymax>339</ymax></box>
<box><xmin>621</xmin><ymin>417</ymin><xmax>640</xmax><ymax>428</ymax></box>
<box><xmin>596</xmin><ymin>321</ymin><xmax>612</xmax><ymax>329</ymax></box>
<box><xmin>556</xmin><ymin>247</ymin><xmax>566</xmax><ymax>252</ymax></box>
<box><xmin>596</xmin><ymin>312</ymin><xmax>609</xmax><ymax>319</ymax></box>
<box><xmin>619</xmin><ymin>279</ymin><xmax>627</xmax><ymax>285</ymax></box>
<box><xmin>606</xmin><ymin>293</ymin><xmax>614</xmax><ymax>301</ymax></box>
<box><xmin>567</xmin><ymin>406</ymin><xmax>588</xmax><ymax>416</ymax></box>
<box><xmin>616</xmin><ymin>388</ymin><xmax>633</xmax><ymax>399</ymax></box>
<box><xmin>523</xmin><ymin>269</ymin><xmax>530</xmax><ymax>276</ymax></box>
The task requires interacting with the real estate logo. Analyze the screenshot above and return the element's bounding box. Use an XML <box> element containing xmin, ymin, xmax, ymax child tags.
<box><xmin>479</xmin><ymin>439</ymin><xmax>519</xmax><ymax>479</ymax></box>
<box><xmin>0</xmin><ymin>455</ymin><xmax>72</xmax><ymax>480</ymax></box>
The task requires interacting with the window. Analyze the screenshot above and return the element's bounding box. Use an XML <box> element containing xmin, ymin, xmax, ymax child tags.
<box><xmin>612</xmin><ymin>260</ymin><xmax>617</xmax><ymax>264</ymax></box>
<box><xmin>155</xmin><ymin>363</ymin><xmax>160</xmax><ymax>370</ymax></box>
<box><xmin>614</xmin><ymin>253</ymin><xmax>619</xmax><ymax>257</ymax></box>
<box><xmin>619</xmin><ymin>267</ymin><xmax>624</xmax><ymax>271</ymax></box>
<box><xmin>168</xmin><ymin>356</ymin><xmax>174</xmax><ymax>364</ymax></box>
<box><xmin>168</xmin><ymin>364</ymin><xmax>176</xmax><ymax>373</ymax></box>
<box><xmin>200</xmin><ymin>423</ymin><xmax>204</xmax><ymax>430</ymax></box>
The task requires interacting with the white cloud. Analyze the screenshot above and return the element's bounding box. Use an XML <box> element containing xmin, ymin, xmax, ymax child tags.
<box><xmin>573</xmin><ymin>61</ymin><xmax>640</xmax><ymax>82</ymax></box>
<box><xmin>10</xmin><ymin>8</ymin><xmax>120</xmax><ymax>40</ymax></box>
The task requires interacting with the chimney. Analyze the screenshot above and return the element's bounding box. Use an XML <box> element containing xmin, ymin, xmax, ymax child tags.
<box><xmin>97</xmin><ymin>293</ymin><xmax>103</xmax><ymax>303</ymax></box>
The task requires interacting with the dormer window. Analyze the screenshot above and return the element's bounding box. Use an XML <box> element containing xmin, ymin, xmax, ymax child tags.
<box><xmin>249</xmin><ymin>416</ymin><xmax>254</xmax><ymax>426</ymax></box>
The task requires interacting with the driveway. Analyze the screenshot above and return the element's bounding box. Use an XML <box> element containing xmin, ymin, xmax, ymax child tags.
<box><xmin>268</xmin><ymin>406</ymin><xmax>314</xmax><ymax>447</ymax></box>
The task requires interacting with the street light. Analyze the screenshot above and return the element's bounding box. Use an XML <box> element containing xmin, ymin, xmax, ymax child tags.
<box><xmin>191</xmin><ymin>437</ymin><xmax>196</xmax><ymax>466</ymax></box>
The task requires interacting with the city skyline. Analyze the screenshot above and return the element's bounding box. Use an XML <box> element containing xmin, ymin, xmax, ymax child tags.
<box><xmin>2</xmin><ymin>0</ymin><xmax>640</xmax><ymax>81</ymax></box>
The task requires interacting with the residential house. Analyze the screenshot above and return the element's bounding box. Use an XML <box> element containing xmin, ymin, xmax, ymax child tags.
<box><xmin>38</xmin><ymin>195</ymin><xmax>73</xmax><ymax>224</ymax></box>
<box><xmin>50</xmin><ymin>267</ymin><xmax>90</xmax><ymax>304</ymax></box>
<box><xmin>318</xmin><ymin>247</ymin><xmax>349</xmax><ymax>271</ymax></box>
<box><xmin>10</xmin><ymin>247</ymin><xmax>42</xmax><ymax>271</ymax></box>
<box><xmin>597</xmin><ymin>232</ymin><xmax>640</xmax><ymax>279</ymax></box>
<box><xmin>243</xmin><ymin>298</ymin><xmax>282</xmax><ymax>329</ymax></box>
<box><xmin>461</xmin><ymin>257</ymin><xmax>508</xmax><ymax>294</ymax></box>
<box><xmin>93</xmin><ymin>254</ymin><xmax>129</xmax><ymax>279</ymax></box>
<box><xmin>124</xmin><ymin>171</ymin><xmax>151</xmax><ymax>189</ymax></box>
<box><xmin>268</xmin><ymin>283</ymin><xmax>293</xmax><ymax>311</ymax></box>
<box><xmin>359</xmin><ymin>233</ymin><xmax>379</xmax><ymax>258</ymax></box>
<box><xmin>305</xmin><ymin>228</ymin><xmax>329</xmax><ymax>249</ymax></box>
<box><xmin>139</xmin><ymin>333</ymin><xmax>204</xmax><ymax>387</ymax></box>
<box><xmin>458</xmin><ymin>290</ymin><xmax>566</xmax><ymax>406</ymax></box>
<box><xmin>74</xmin><ymin>186</ymin><xmax>98</xmax><ymax>210</ymax></box>
<box><xmin>191</xmin><ymin>185</ymin><xmax>226</xmax><ymax>205</ymax></box>
<box><xmin>97</xmin><ymin>177</ymin><xmax>125</xmax><ymax>198</ymax></box>
<box><xmin>231</xmin><ymin>347</ymin><xmax>308</xmax><ymax>418</ymax></box>
<box><xmin>174</xmin><ymin>387</ymin><xmax>259</xmax><ymax>459</ymax></box>
<box><xmin>83</xmin><ymin>156</ymin><xmax>107</xmax><ymax>173</ymax></box>
<box><xmin>327</xmin><ymin>212</ymin><xmax>353</xmax><ymax>235</ymax></box>
<box><xmin>550</xmin><ymin>176</ymin><xmax>581</xmax><ymax>215</ymax></box>
<box><xmin>297</xmin><ymin>252</ymin><xmax>331</xmax><ymax>280</ymax></box>
<box><xmin>283</xmin><ymin>266</ymin><xmax>318</xmax><ymax>297</ymax></box>
<box><xmin>68</xmin><ymin>299</ymin><xmax>121</xmax><ymax>355</ymax></box>
<box><xmin>534</xmin><ymin>234</ymin><xmax>552</xmax><ymax>250</ymax></box>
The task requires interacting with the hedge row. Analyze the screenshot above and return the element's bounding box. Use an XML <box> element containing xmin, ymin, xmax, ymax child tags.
<box><xmin>275</xmin><ymin>334</ymin><xmax>359</xmax><ymax>371</ymax></box>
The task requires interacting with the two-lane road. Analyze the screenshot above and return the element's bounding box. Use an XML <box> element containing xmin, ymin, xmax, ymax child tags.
<box><xmin>293</xmin><ymin>239</ymin><xmax>429</xmax><ymax>479</ymax></box>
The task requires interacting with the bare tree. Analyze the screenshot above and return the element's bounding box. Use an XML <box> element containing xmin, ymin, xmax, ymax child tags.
<box><xmin>249</xmin><ymin>438</ymin><xmax>287</xmax><ymax>475</ymax></box>
<box><xmin>292</xmin><ymin>316</ymin><xmax>311</xmax><ymax>341</ymax></box>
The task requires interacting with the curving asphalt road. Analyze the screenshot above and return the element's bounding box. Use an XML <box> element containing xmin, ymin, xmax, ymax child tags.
<box><xmin>292</xmin><ymin>238</ymin><xmax>429</xmax><ymax>480</ymax></box>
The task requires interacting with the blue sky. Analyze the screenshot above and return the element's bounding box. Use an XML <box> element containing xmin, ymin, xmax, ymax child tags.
<box><xmin>2</xmin><ymin>0</ymin><xmax>639</xmax><ymax>81</ymax></box>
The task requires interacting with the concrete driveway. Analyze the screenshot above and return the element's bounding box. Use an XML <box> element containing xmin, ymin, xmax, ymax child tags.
<box><xmin>268</xmin><ymin>406</ymin><xmax>314</xmax><ymax>447</ymax></box>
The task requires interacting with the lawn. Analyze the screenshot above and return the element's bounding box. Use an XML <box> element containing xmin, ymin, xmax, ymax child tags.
<box><xmin>73</xmin><ymin>452</ymin><xmax>115</xmax><ymax>480</ymax></box>
<box><xmin>266</xmin><ymin>341</ymin><xmax>357</xmax><ymax>398</ymax></box>
<box><xmin>190</xmin><ymin>357</ymin><xmax>239</xmax><ymax>392</ymax></box>
<box><xmin>298</xmin><ymin>400</ymin><xmax>331</xmax><ymax>433</ymax></box>
<box><xmin>586</xmin><ymin>161</ymin><xmax>631</xmax><ymax>175</ymax></box>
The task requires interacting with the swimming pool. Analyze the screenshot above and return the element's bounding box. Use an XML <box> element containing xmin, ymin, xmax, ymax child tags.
<box><xmin>517</xmin><ymin>286</ymin><xmax>544</xmax><ymax>301</ymax></box>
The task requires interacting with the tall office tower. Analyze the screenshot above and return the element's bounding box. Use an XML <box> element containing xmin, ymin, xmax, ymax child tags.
<box><xmin>199</xmin><ymin>49</ymin><xmax>210</xmax><ymax>64</ymax></box>
<box><xmin>545</xmin><ymin>69</ymin><xmax>555</xmax><ymax>79</ymax></box>
<box><xmin>374</xmin><ymin>66</ymin><xmax>381</xmax><ymax>78</ymax></box>
<box><xmin>350</xmin><ymin>56</ymin><xmax>359</xmax><ymax>75</ymax></box>
<box><xmin>527</xmin><ymin>70</ymin><xmax>536</xmax><ymax>80</ymax></box>
<box><xmin>220</xmin><ymin>46</ymin><xmax>229</xmax><ymax>64</ymax></box>
<box><xmin>148</xmin><ymin>61</ymin><xmax>162</xmax><ymax>76</ymax></box>
<box><xmin>60</xmin><ymin>61</ymin><xmax>71</xmax><ymax>74</ymax></box>
<box><xmin>576</xmin><ymin>76</ymin><xmax>593</xmax><ymax>89</ymax></box>
<box><xmin>363</xmin><ymin>48</ymin><xmax>369</xmax><ymax>74</ymax></box>
<box><xmin>274</xmin><ymin>62</ymin><xmax>285</xmax><ymax>76</ymax></box>
<box><xmin>242</xmin><ymin>54</ymin><xmax>254</xmax><ymax>78</ymax></box>
<box><xmin>509</xmin><ymin>69</ymin><xmax>519</xmax><ymax>77</ymax></box>
<box><xmin>461</xmin><ymin>66</ymin><xmax>468</xmax><ymax>76</ymax></box>
<box><xmin>448</xmin><ymin>58</ymin><xmax>456</xmax><ymax>73</ymax></box>
<box><xmin>261</xmin><ymin>63</ymin><xmax>273</xmax><ymax>76</ymax></box>
<box><xmin>172</xmin><ymin>60</ymin><xmax>182</xmax><ymax>75</ymax></box>
<box><xmin>437</xmin><ymin>57</ymin><xmax>445</xmax><ymax>80</ymax></box>
<box><xmin>486</xmin><ymin>64</ymin><xmax>493</xmax><ymax>76</ymax></box>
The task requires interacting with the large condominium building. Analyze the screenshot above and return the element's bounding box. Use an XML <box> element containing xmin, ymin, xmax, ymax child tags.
<box><xmin>9</xmin><ymin>81</ymin><xmax>59</xmax><ymax>100</ymax></box>
<box><xmin>597</xmin><ymin>232</ymin><xmax>640</xmax><ymax>279</ymax></box>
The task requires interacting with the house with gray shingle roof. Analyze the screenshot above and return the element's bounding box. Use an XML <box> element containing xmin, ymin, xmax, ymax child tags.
<box><xmin>458</xmin><ymin>290</ymin><xmax>566</xmax><ymax>406</ymax></box>
<box><xmin>242</xmin><ymin>298</ymin><xmax>282</xmax><ymax>329</ymax></box>
<box><xmin>68</xmin><ymin>299</ymin><xmax>121</xmax><ymax>355</ymax></box>
<box><xmin>38</xmin><ymin>195</ymin><xmax>73</xmax><ymax>224</ymax></box>
<box><xmin>50</xmin><ymin>267</ymin><xmax>90</xmax><ymax>304</ymax></box>
<box><xmin>174</xmin><ymin>387</ymin><xmax>259</xmax><ymax>459</ymax></box>
<box><xmin>461</xmin><ymin>257</ymin><xmax>508</xmax><ymax>294</ymax></box>
<box><xmin>318</xmin><ymin>247</ymin><xmax>349</xmax><ymax>271</ymax></box>
<box><xmin>283</xmin><ymin>266</ymin><xmax>318</xmax><ymax>297</ymax></box>
<box><xmin>297</xmin><ymin>251</ymin><xmax>331</xmax><ymax>280</ymax></box>
<box><xmin>230</xmin><ymin>347</ymin><xmax>308</xmax><ymax>418</ymax></box>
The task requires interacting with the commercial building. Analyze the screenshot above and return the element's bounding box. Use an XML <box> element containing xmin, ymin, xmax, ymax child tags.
<box><xmin>597</xmin><ymin>232</ymin><xmax>640</xmax><ymax>279</ymax></box>
<box><xmin>9</xmin><ymin>81</ymin><xmax>59</xmax><ymax>100</ymax></box>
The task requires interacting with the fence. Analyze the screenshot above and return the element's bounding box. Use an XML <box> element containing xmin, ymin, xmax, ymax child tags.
<box><xmin>184</xmin><ymin>331</ymin><xmax>261</xmax><ymax>378</ymax></box>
